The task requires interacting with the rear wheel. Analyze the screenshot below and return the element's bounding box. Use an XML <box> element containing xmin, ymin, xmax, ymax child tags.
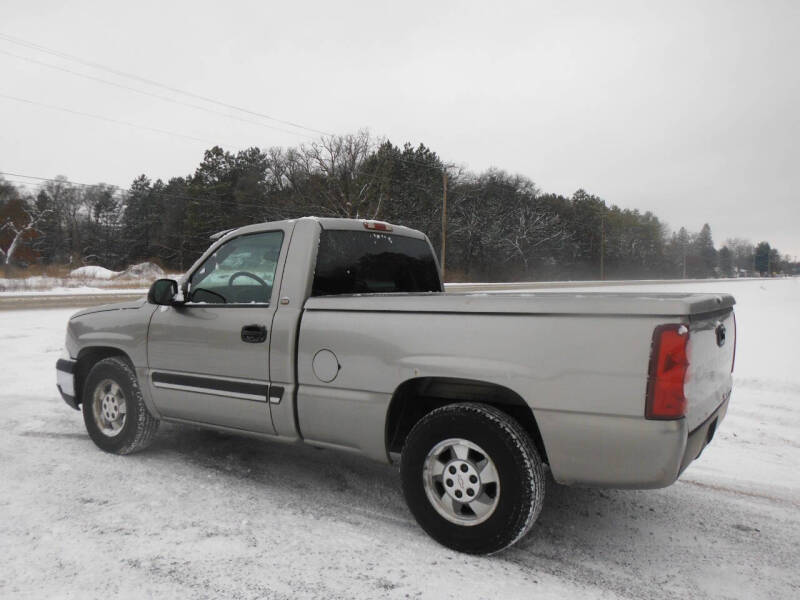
<box><xmin>82</xmin><ymin>356</ymin><xmax>159</xmax><ymax>454</ymax></box>
<box><xmin>401</xmin><ymin>403</ymin><xmax>545</xmax><ymax>554</ymax></box>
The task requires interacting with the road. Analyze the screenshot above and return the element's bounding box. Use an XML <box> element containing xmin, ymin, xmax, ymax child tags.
<box><xmin>1</xmin><ymin>279</ymin><xmax>798</xmax><ymax>599</ymax></box>
<box><xmin>0</xmin><ymin>292</ymin><xmax>144</xmax><ymax>311</ymax></box>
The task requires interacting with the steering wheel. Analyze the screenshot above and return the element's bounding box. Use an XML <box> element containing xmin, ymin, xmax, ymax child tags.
<box><xmin>228</xmin><ymin>271</ymin><xmax>269</xmax><ymax>287</ymax></box>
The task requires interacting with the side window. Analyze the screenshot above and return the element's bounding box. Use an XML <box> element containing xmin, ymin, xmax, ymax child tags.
<box><xmin>188</xmin><ymin>231</ymin><xmax>284</xmax><ymax>304</ymax></box>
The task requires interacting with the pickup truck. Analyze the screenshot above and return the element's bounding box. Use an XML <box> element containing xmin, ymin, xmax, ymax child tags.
<box><xmin>55</xmin><ymin>217</ymin><xmax>736</xmax><ymax>554</ymax></box>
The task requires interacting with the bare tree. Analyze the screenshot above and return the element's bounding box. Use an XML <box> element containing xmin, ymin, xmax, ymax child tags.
<box><xmin>501</xmin><ymin>205</ymin><xmax>567</xmax><ymax>272</ymax></box>
<box><xmin>1</xmin><ymin>205</ymin><xmax>50</xmax><ymax>265</ymax></box>
<box><xmin>293</xmin><ymin>130</ymin><xmax>382</xmax><ymax>218</ymax></box>
<box><xmin>447</xmin><ymin>176</ymin><xmax>491</xmax><ymax>278</ymax></box>
<box><xmin>725</xmin><ymin>237</ymin><xmax>755</xmax><ymax>273</ymax></box>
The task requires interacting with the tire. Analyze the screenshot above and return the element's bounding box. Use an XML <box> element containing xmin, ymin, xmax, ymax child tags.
<box><xmin>401</xmin><ymin>402</ymin><xmax>545</xmax><ymax>554</ymax></box>
<box><xmin>81</xmin><ymin>356</ymin><xmax>159</xmax><ymax>454</ymax></box>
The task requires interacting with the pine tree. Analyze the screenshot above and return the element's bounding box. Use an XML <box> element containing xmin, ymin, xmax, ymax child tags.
<box><xmin>754</xmin><ymin>242</ymin><xmax>771</xmax><ymax>275</ymax></box>
<box><xmin>693</xmin><ymin>224</ymin><xmax>717</xmax><ymax>278</ymax></box>
<box><xmin>718</xmin><ymin>246</ymin><xmax>734</xmax><ymax>277</ymax></box>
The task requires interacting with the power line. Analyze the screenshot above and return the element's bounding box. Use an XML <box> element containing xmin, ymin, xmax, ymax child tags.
<box><xmin>0</xmin><ymin>171</ymin><xmax>233</xmax><ymax>207</ymax></box>
<box><xmin>1</xmin><ymin>173</ymin><xmax>289</xmax><ymax>230</ymax></box>
<box><xmin>0</xmin><ymin>48</ymin><xmax>315</xmax><ymax>140</ymax></box>
<box><xmin>1</xmin><ymin>166</ymin><xmax>530</xmax><ymax>207</ymax></box>
<box><xmin>0</xmin><ymin>32</ymin><xmax>456</xmax><ymax>174</ymax></box>
<box><xmin>0</xmin><ymin>167</ymin><xmax>441</xmax><ymax>212</ymax></box>
<box><xmin>0</xmin><ymin>172</ymin><xmax>275</xmax><ymax>206</ymax></box>
<box><xmin>1</xmin><ymin>167</ymin><xmax>449</xmax><ymax>238</ymax></box>
<box><xmin>0</xmin><ymin>31</ymin><xmax>332</xmax><ymax>137</ymax></box>
<box><xmin>0</xmin><ymin>92</ymin><xmax>239</xmax><ymax>147</ymax></box>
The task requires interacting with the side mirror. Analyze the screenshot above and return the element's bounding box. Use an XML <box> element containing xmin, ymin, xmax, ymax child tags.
<box><xmin>147</xmin><ymin>278</ymin><xmax>179</xmax><ymax>305</ymax></box>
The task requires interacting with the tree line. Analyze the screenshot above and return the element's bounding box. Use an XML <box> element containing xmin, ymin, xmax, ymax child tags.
<box><xmin>1</xmin><ymin>131</ymin><xmax>797</xmax><ymax>280</ymax></box>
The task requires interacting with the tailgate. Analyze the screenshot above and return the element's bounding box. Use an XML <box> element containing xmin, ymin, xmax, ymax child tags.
<box><xmin>684</xmin><ymin>308</ymin><xmax>736</xmax><ymax>431</ymax></box>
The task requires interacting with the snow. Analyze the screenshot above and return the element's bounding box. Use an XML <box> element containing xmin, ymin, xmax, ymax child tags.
<box><xmin>116</xmin><ymin>262</ymin><xmax>166</xmax><ymax>280</ymax></box>
<box><xmin>68</xmin><ymin>263</ymin><xmax>164</xmax><ymax>281</ymax></box>
<box><xmin>0</xmin><ymin>262</ymin><xmax>172</xmax><ymax>294</ymax></box>
<box><xmin>0</xmin><ymin>279</ymin><xmax>798</xmax><ymax>598</ymax></box>
<box><xmin>69</xmin><ymin>265</ymin><xmax>120</xmax><ymax>279</ymax></box>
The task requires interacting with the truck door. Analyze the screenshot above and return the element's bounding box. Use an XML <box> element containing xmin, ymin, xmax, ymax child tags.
<box><xmin>146</xmin><ymin>225</ymin><xmax>290</xmax><ymax>433</ymax></box>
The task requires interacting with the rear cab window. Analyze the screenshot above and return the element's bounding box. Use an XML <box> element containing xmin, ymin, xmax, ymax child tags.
<box><xmin>312</xmin><ymin>229</ymin><xmax>442</xmax><ymax>296</ymax></box>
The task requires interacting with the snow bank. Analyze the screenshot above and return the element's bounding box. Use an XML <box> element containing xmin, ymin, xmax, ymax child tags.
<box><xmin>69</xmin><ymin>265</ymin><xmax>120</xmax><ymax>279</ymax></box>
<box><xmin>69</xmin><ymin>262</ymin><xmax>165</xmax><ymax>281</ymax></box>
<box><xmin>0</xmin><ymin>262</ymin><xmax>172</xmax><ymax>292</ymax></box>
<box><xmin>116</xmin><ymin>262</ymin><xmax>165</xmax><ymax>280</ymax></box>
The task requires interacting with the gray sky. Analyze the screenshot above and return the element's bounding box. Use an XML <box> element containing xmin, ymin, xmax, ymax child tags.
<box><xmin>2</xmin><ymin>0</ymin><xmax>798</xmax><ymax>257</ymax></box>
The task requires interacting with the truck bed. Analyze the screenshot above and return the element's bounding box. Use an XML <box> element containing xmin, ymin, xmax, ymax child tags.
<box><xmin>299</xmin><ymin>289</ymin><xmax>735</xmax><ymax>487</ymax></box>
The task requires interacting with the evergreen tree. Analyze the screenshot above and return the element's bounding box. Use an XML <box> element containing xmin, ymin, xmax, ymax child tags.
<box><xmin>665</xmin><ymin>227</ymin><xmax>691</xmax><ymax>278</ymax></box>
<box><xmin>754</xmin><ymin>242</ymin><xmax>771</xmax><ymax>275</ymax></box>
<box><xmin>693</xmin><ymin>223</ymin><xmax>717</xmax><ymax>278</ymax></box>
<box><xmin>83</xmin><ymin>184</ymin><xmax>122</xmax><ymax>267</ymax></box>
<box><xmin>121</xmin><ymin>176</ymin><xmax>157</xmax><ymax>264</ymax></box>
<box><xmin>718</xmin><ymin>246</ymin><xmax>734</xmax><ymax>277</ymax></box>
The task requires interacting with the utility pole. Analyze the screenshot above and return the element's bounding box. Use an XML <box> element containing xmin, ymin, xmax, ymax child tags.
<box><xmin>682</xmin><ymin>236</ymin><xmax>687</xmax><ymax>279</ymax></box>
<box><xmin>441</xmin><ymin>170</ymin><xmax>448</xmax><ymax>281</ymax></box>
<box><xmin>599</xmin><ymin>210</ymin><xmax>605</xmax><ymax>281</ymax></box>
<box><xmin>683</xmin><ymin>251</ymin><xmax>687</xmax><ymax>279</ymax></box>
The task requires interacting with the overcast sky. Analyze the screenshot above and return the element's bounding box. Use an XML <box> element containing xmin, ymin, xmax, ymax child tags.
<box><xmin>2</xmin><ymin>0</ymin><xmax>798</xmax><ymax>257</ymax></box>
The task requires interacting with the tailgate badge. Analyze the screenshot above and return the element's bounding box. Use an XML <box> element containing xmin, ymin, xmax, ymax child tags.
<box><xmin>715</xmin><ymin>323</ymin><xmax>726</xmax><ymax>347</ymax></box>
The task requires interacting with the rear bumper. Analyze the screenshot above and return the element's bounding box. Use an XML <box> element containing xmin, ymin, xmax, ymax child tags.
<box><xmin>537</xmin><ymin>391</ymin><xmax>731</xmax><ymax>489</ymax></box>
<box><xmin>56</xmin><ymin>358</ymin><xmax>79</xmax><ymax>410</ymax></box>
<box><xmin>679</xmin><ymin>392</ymin><xmax>729</xmax><ymax>475</ymax></box>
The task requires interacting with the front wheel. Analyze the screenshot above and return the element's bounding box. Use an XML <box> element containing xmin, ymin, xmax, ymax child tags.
<box><xmin>401</xmin><ymin>403</ymin><xmax>545</xmax><ymax>554</ymax></box>
<box><xmin>82</xmin><ymin>356</ymin><xmax>159</xmax><ymax>454</ymax></box>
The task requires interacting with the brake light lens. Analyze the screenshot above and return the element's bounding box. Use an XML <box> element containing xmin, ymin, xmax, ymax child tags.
<box><xmin>363</xmin><ymin>220</ymin><xmax>392</xmax><ymax>231</ymax></box>
<box><xmin>646</xmin><ymin>324</ymin><xmax>689</xmax><ymax>420</ymax></box>
<box><xmin>731</xmin><ymin>314</ymin><xmax>737</xmax><ymax>373</ymax></box>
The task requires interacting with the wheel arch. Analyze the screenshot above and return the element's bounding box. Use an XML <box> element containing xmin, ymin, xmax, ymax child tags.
<box><xmin>73</xmin><ymin>346</ymin><xmax>134</xmax><ymax>406</ymax></box>
<box><xmin>385</xmin><ymin>377</ymin><xmax>548</xmax><ymax>464</ymax></box>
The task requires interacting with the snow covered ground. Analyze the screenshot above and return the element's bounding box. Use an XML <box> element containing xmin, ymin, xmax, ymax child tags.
<box><xmin>0</xmin><ymin>279</ymin><xmax>798</xmax><ymax>599</ymax></box>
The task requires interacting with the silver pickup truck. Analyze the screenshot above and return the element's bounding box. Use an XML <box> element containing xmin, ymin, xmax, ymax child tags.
<box><xmin>55</xmin><ymin>217</ymin><xmax>736</xmax><ymax>554</ymax></box>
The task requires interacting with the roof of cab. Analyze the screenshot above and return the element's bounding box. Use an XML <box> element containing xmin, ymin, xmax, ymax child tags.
<box><xmin>211</xmin><ymin>217</ymin><xmax>427</xmax><ymax>242</ymax></box>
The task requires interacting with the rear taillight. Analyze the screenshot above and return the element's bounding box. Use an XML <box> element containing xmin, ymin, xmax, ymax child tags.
<box><xmin>646</xmin><ymin>324</ymin><xmax>690</xmax><ymax>420</ymax></box>
<box><xmin>731</xmin><ymin>314</ymin><xmax>737</xmax><ymax>373</ymax></box>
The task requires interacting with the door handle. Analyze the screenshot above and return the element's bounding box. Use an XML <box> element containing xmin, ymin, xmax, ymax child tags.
<box><xmin>241</xmin><ymin>324</ymin><xmax>267</xmax><ymax>343</ymax></box>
